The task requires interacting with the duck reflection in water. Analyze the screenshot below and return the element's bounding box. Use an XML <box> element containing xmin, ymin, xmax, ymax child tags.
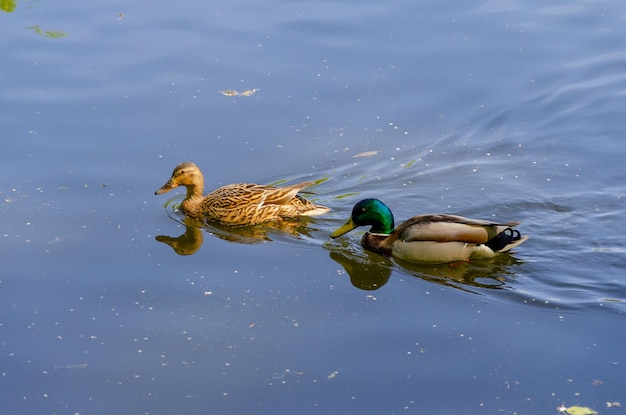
<box><xmin>156</xmin><ymin>215</ymin><xmax>322</xmax><ymax>255</ymax></box>
<box><xmin>156</xmin><ymin>218</ymin><xmax>205</xmax><ymax>256</ymax></box>
<box><xmin>328</xmin><ymin>243</ymin><xmax>524</xmax><ymax>292</ymax></box>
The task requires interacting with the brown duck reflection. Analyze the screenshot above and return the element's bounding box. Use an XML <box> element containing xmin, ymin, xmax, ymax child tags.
<box><xmin>156</xmin><ymin>216</ymin><xmax>321</xmax><ymax>255</ymax></box>
<box><xmin>329</xmin><ymin>243</ymin><xmax>523</xmax><ymax>292</ymax></box>
<box><xmin>156</xmin><ymin>218</ymin><xmax>205</xmax><ymax>255</ymax></box>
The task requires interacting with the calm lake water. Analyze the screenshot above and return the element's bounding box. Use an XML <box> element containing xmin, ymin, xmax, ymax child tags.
<box><xmin>2</xmin><ymin>0</ymin><xmax>625</xmax><ymax>414</ymax></box>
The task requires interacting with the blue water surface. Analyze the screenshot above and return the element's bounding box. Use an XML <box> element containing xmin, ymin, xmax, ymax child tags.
<box><xmin>2</xmin><ymin>0</ymin><xmax>625</xmax><ymax>414</ymax></box>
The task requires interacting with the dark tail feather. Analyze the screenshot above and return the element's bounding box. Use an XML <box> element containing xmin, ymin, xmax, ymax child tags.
<box><xmin>485</xmin><ymin>228</ymin><xmax>522</xmax><ymax>252</ymax></box>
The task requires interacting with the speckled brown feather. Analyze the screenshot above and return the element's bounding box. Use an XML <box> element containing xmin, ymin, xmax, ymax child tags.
<box><xmin>155</xmin><ymin>162</ymin><xmax>329</xmax><ymax>226</ymax></box>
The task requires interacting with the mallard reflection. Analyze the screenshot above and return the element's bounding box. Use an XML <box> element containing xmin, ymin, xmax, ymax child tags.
<box><xmin>394</xmin><ymin>255</ymin><xmax>523</xmax><ymax>292</ymax></box>
<box><xmin>329</xmin><ymin>242</ymin><xmax>523</xmax><ymax>292</ymax></box>
<box><xmin>330</xmin><ymin>250</ymin><xmax>392</xmax><ymax>290</ymax></box>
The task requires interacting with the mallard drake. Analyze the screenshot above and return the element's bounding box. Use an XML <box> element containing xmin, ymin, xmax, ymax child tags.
<box><xmin>330</xmin><ymin>198</ymin><xmax>528</xmax><ymax>264</ymax></box>
<box><xmin>155</xmin><ymin>162</ymin><xmax>330</xmax><ymax>226</ymax></box>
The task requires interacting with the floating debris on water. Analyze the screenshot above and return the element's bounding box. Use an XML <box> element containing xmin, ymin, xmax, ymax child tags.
<box><xmin>218</xmin><ymin>89</ymin><xmax>239</xmax><ymax>97</ymax></box>
<box><xmin>239</xmin><ymin>88</ymin><xmax>259</xmax><ymax>96</ymax></box>
<box><xmin>558</xmin><ymin>405</ymin><xmax>598</xmax><ymax>415</ymax></box>
<box><xmin>54</xmin><ymin>363</ymin><xmax>89</xmax><ymax>370</ymax></box>
<box><xmin>270</xmin><ymin>368</ymin><xmax>304</xmax><ymax>381</ymax></box>
<box><xmin>218</xmin><ymin>88</ymin><xmax>260</xmax><ymax>97</ymax></box>
<box><xmin>352</xmin><ymin>151</ymin><xmax>379</xmax><ymax>158</ymax></box>
<box><xmin>327</xmin><ymin>370</ymin><xmax>339</xmax><ymax>379</ymax></box>
<box><xmin>27</xmin><ymin>25</ymin><xmax>69</xmax><ymax>38</ymax></box>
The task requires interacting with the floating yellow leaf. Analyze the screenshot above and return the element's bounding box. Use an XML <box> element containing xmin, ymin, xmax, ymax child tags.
<box><xmin>1</xmin><ymin>0</ymin><xmax>16</xmax><ymax>13</ymax></box>
<box><xmin>565</xmin><ymin>406</ymin><xmax>598</xmax><ymax>415</ymax></box>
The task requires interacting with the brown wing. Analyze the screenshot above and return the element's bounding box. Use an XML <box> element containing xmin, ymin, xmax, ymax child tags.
<box><xmin>258</xmin><ymin>182</ymin><xmax>314</xmax><ymax>205</ymax></box>
<box><xmin>205</xmin><ymin>182</ymin><xmax>314</xmax><ymax>209</ymax></box>
<box><xmin>203</xmin><ymin>184</ymin><xmax>268</xmax><ymax>210</ymax></box>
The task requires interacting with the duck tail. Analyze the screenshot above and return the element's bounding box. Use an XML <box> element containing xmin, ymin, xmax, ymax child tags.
<box><xmin>299</xmin><ymin>205</ymin><xmax>331</xmax><ymax>216</ymax></box>
<box><xmin>485</xmin><ymin>228</ymin><xmax>529</xmax><ymax>253</ymax></box>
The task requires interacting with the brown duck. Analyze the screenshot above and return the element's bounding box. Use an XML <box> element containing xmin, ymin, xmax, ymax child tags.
<box><xmin>155</xmin><ymin>162</ymin><xmax>330</xmax><ymax>226</ymax></box>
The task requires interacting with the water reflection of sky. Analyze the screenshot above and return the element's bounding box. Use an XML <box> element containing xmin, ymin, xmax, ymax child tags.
<box><xmin>2</xmin><ymin>0</ymin><xmax>626</xmax><ymax>413</ymax></box>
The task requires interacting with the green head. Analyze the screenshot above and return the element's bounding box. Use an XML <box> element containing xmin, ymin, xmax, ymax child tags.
<box><xmin>330</xmin><ymin>198</ymin><xmax>395</xmax><ymax>238</ymax></box>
